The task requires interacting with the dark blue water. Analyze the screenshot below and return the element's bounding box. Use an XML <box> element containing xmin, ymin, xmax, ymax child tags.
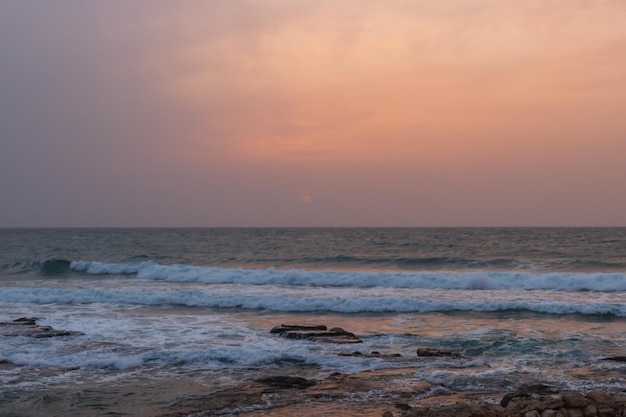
<box><xmin>2</xmin><ymin>227</ymin><xmax>626</xmax><ymax>274</ymax></box>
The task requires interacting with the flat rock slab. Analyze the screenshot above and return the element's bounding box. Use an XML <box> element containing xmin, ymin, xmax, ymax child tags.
<box><xmin>160</xmin><ymin>369</ymin><xmax>435</xmax><ymax>417</ymax></box>
<box><xmin>339</xmin><ymin>351</ymin><xmax>402</xmax><ymax>359</ymax></box>
<box><xmin>271</xmin><ymin>324</ymin><xmax>363</xmax><ymax>344</ymax></box>
<box><xmin>0</xmin><ymin>317</ymin><xmax>84</xmax><ymax>338</ymax></box>
<box><xmin>415</xmin><ymin>347</ymin><xmax>462</xmax><ymax>358</ymax></box>
<box><xmin>602</xmin><ymin>355</ymin><xmax>626</xmax><ymax>362</ymax></box>
<box><xmin>500</xmin><ymin>383</ymin><xmax>558</xmax><ymax>407</ymax></box>
<box><xmin>256</xmin><ymin>376</ymin><xmax>316</xmax><ymax>389</ymax></box>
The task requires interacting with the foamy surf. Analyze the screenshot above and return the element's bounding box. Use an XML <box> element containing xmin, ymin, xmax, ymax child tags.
<box><xmin>1</xmin><ymin>284</ymin><xmax>624</xmax><ymax>315</ymax></box>
<box><xmin>68</xmin><ymin>260</ymin><xmax>626</xmax><ymax>292</ymax></box>
<box><xmin>2</xmin><ymin>228</ymin><xmax>625</xmax><ymax>417</ymax></box>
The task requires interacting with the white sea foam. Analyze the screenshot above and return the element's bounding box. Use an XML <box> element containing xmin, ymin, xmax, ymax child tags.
<box><xmin>1</xmin><ymin>285</ymin><xmax>625</xmax><ymax>315</ymax></box>
<box><xmin>7</xmin><ymin>351</ymin><xmax>146</xmax><ymax>370</ymax></box>
<box><xmin>69</xmin><ymin>260</ymin><xmax>626</xmax><ymax>292</ymax></box>
<box><xmin>0</xmin><ymin>324</ymin><xmax>381</xmax><ymax>374</ymax></box>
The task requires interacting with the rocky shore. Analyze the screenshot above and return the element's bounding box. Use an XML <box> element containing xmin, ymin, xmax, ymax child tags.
<box><xmin>159</xmin><ymin>368</ymin><xmax>626</xmax><ymax>417</ymax></box>
<box><xmin>157</xmin><ymin>323</ymin><xmax>626</xmax><ymax>417</ymax></box>
<box><xmin>389</xmin><ymin>387</ymin><xmax>626</xmax><ymax>417</ymax></box>
<box><xmin>2</xmin><ymin>319</ymin><xmax>624</xmax><ymax>416</ymax></box>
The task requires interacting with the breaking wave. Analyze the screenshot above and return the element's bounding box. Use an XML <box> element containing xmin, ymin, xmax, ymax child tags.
<box><xmin>68</xmin><ymin>260</ymin><xmax>626</xmax><ymax>292</ymax></box>
<box><xmin>1</xmin><ymin>286</ymin><xmax>624</xmax><ymax>316</ymax></box>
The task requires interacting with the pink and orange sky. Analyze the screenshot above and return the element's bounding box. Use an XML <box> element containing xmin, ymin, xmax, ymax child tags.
<box><xmin>1</xmin><ymin>1</ymin><xmax>625</xmax><ymax>227</ymax></box>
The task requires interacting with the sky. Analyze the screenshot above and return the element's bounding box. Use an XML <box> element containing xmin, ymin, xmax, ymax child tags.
<box><xmin>1</xmin><ymin>0</ymin><xmax>625</xmax><ymax>227</ymax></box>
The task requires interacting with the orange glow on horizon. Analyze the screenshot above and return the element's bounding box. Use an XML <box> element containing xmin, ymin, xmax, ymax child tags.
<box><xmin>159</xmin><ymin>1</ymin><xmax>626</xmax><ymax>173</ymax></box>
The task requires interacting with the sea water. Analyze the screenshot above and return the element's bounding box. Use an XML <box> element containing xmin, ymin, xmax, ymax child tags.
<box><xmin>1</xmin><ymin>228</ymin><xmax>625</xmax><ymax>416</ymax></box>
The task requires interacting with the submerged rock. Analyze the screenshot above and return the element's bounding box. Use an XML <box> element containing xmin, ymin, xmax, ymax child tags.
<box><xmin>256</xmin><ymin>376</ymin><xmax>316</xmax><ymax>389</ymax></box>
<box><xmin>339</xmin><ymin>351</ymin><xmax>402</xmax><ymax>358</ymax></box>
<box><xmin>395</xmin><ymin>403</ymin><xmax>413</xmax><ymax>411</ymax></box>
<box><xmin>270</xmin><ymin>324</ymin><xmax>363</xmax><ymax>343</ymax></box>
<box><xmin>0</xmin><ymin>317</ymin><xmax>84</xmax><ymax>338</ymax></box>
<box><xmin>270</xmin><ymin>324</ymin><xmax>328</xmax><ymax>333</ymax></box>
<box><xmin>601</xmin><ymin>355</ymin><xmax>626</xmax><ymax>362</ymax></box>
<box><xmin>415</xmin><ymin>347</ymin><xmax>462</xmax><ymax>358</ymax></box>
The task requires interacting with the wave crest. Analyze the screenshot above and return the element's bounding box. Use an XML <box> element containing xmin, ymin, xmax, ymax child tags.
<box><xmin>1</xmin><ymin>287</ymin><xmax>624</xmax><ymax>316</ymax></box>
<box><xmin>68</xmin><ymin>260</ymin><xmax>626</xmax><ymax>292</ymax></box>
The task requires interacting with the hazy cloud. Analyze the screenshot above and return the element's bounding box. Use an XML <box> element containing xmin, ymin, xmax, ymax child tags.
<box><xmin>1</xmin><ymin>1</ymin><xmax>625</xmax><ymax>226</ymax></box>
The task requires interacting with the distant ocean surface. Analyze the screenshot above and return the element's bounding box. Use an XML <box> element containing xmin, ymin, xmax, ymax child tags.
<box><xmin>1</xmin><ymin>228</ymin><xmax>625</xmax><ymax>416</ymax></box>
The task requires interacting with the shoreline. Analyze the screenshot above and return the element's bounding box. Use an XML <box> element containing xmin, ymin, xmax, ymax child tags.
<box><xmin>158</xmin><ymin>368</ymin><xmax>626</xmax><ymax>417</ymax></box>
<box><xmin>2</xmin><ymin>365</ymin><xmax>624</xmax><ymax>417</ymax></box>
<box><xmin>2</xmin><ymin>318</ymin><xmax>625</xmax><ymax>416</ymax></box>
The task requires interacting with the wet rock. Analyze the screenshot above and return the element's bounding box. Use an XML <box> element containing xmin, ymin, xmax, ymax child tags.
<box><xmin>562</xmin><ymin>391</ymin><xmax>588</xmax><ymax>408</ymax></box>
<box><xmin>0</xmin><ymin>317</ymin><xmax>84</xmax><ymax>338</ymax></box>
<box><xmin>339</xmin><ymin>350</ymin><xmax>364</xmax><ymax>356</ymax></box>
<box><xmin>270</xmin><ymin>324</ymin><xmax>362</xmax><ymax>343</ymax></box>
<box><xmin>11</xmin><ymin>317</ymin><xmax>38</xmax><ymax>325</ymax></box>
<box><xmin>601</xmin><ymin>356</ymin><xmax>626</xmax><ymax>362</ymax></box>
<box><xmin>395</xmin><ymin>403</ymin><xmax>412</xmax><ymax>411</ymax></box>
<box><xmin>256</xmin><ymin>376</ymin><xmax>316</xmax><ymax>389</ymax></box>
<box><xmin>583</xmin><ymin>404</ymin><xmax>598</xmax><ymax>417</ymax></box>
<box><xmin>535</xmin><ymin>396</ymin><xmax>565</xmax><ymax>411</ymax></box>
<box><xmin>501</xmin><ymin>384</ymin><xmax>559</xmax><ymax>407</ymax></box>
<box><xmin>596</xmin><ymin>408</ymin><xmax>615</xmax><ymax>417</ymax></box>
<box><xmin>339</xmin><ymin>351</ymin><xmax>402</xmax><ymax>358</ymax></box>
<box><xmin>164</xmin><ymin>370</ymin><xmax>626</xmax><ymax>417</ymax></box>
<box><xmin>270</xmin><ymin>324</ymin><xmax>327</xmax><ymax>333</ymax></box>
<box><xmin>396</xmin><ymin>400</ymin><xmax>501</xmax><ymax>417</ymax></box>
<box><xmin>586</xmin><ymin>391</ymin><xmax>615</xmax><ymax>405</ymax></box>
<box><xmin>415</xmin><ymin>347</ymin><xmax>461</xmax><ymax>358</ymax></box>
<box><xmin>497</xmin><ymin>386</ymin><xmax>626</xmax><ymax>417</ymax></box>
<box><xmin>329</xmin><ymin>327</ymin><xmax>347</xmax><ymax>333</ymax></box>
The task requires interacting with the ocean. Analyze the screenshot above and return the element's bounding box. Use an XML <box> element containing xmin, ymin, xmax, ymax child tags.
<box><xmin>1</xmin><ymin>228</ymin><xmax>625</xmax><ymax>416</ymax></box>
